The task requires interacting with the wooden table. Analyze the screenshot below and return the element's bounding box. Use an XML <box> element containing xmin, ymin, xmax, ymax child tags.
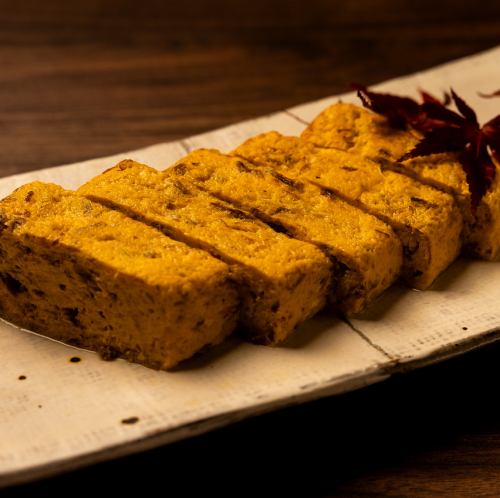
<box><xmin>2</xmin><ymin>1</ymin><xmax>500</xmax><ymax>496</ymax></box>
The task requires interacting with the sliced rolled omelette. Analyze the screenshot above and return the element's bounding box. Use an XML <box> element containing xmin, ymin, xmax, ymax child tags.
<box><xmin>0</xmin><ymin>182</ymin><xmax>238</xmax><ymax>370</ymax></box>
<box><xmin>234</xmin><ymin>132</ymin><xmax>463</xmax><ymax>289</ymax></box>
<box><xmin>79</xmin><ymin>161</ymin><xmax>332</xmax><ymax>345</ymax></box>
<box><xmin>166</xmin><ymin>148</ymin><xmax>402</xmax><ymax>315</ymax></box>
<box><xmin>301</xmin><ymin>102</ymin><xmax>500</xmax><ymax>261</ymax></box>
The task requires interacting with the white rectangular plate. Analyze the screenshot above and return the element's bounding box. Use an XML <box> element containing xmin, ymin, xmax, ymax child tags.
<box><xmin>1</xmin><ymin>46</ymin><xmax>500</xmax><ymax>487</ymax></box>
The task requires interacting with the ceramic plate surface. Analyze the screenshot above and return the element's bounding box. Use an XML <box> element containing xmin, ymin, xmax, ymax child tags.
<box><xmin>1</xmin><ymin>46</ymin><xmax>500</xmax><ymax>487</ymax></box>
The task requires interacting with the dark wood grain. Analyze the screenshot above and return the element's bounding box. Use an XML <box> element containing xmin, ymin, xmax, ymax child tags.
<box><xmin>0</xmin><ymin>0</ymin><xmax>499</xmax><ymax>176</ymax></box>
<box><xmin>2</xmin><ymin>1</ymin><xmax>500</xmax><ymax>496</ymax></box>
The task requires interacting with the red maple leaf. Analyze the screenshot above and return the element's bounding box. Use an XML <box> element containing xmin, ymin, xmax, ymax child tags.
<box><xmin>352</xmin><ymin>84</ymin><xmax>499</xmax><ymax>212</ymax></box>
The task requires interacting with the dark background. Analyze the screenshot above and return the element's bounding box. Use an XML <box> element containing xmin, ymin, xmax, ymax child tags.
<box><xmin>2</xmin><ymin>1</ymin><xmax>500</xmax><ymax>496</ymax></box>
